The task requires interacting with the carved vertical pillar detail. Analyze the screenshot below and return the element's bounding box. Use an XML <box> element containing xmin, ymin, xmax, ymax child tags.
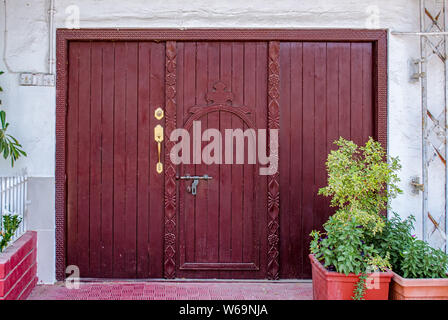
<box><xmin>267</xmin><ymin>41</ymin><xmax>280</xmax><ymax>280</ymax></box>
<box><xmin>164</xmin><ymin>41</ymin><xmax>177</xmax><ymax>279</ymax></box>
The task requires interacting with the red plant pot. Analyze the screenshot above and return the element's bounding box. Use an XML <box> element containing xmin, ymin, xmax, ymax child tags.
<box><xmin>389</xmin><ymin>271</ymin><xmax>448</xmax><ymax>300</ymax></box>
<box><xmin>309</xmin><ymin>254</ymin><xmax>393</xmax><ymax>300</ymax></box>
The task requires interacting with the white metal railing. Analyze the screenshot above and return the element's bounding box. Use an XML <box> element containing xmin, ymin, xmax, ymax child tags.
<box><xmin>0</xmin><ymin>172</ymin><xmax>28</xmax><ymax>246</ymax></box>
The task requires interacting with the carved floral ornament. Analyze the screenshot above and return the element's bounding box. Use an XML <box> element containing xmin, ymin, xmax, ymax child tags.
<box><xmin>206</xmin><ymin>81</ymin><xmax>234</xmax><ymax>106</ymax></box>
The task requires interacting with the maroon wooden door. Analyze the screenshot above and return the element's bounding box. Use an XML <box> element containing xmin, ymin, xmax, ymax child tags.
<box><xmin>66</xmin><ymin>38</ymin><xmax>376</xmax><ymax>280</ymax></box>
<box><xmin>172</xmin><ymin>42</ymin><xmax>269</xmax><ymax>279</ymax></box>
<box><xmin>66</xmin><ymin>41</ymin><xmax>166</xmax><ymax>278</ymax></box>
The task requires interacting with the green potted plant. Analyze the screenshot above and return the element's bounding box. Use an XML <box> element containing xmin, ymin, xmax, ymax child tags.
<box><xmin>0</xmin><ymin>70</ymin><xmax>26</xmax><ymax>252</ymax></box>
<box><xmin>0</xmin><ymin>214</ymin><xmax>22</xmax><ymax>252</ymax></box>
<box><xmin>372</xmin><ymin>213</ymin><xmax>448</xmax><ymax>300</ymax></box>
<box><xmin>309</xmin><ymin>137</ymin><xmax>402</xmax><ymax>300</ymax></box>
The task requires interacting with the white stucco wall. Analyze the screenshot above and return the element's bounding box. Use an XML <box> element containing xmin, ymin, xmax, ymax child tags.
<box><xmin>0</xmin><ymin>0</ymin><xmax>433</xmax><ymax>283</ymax></box>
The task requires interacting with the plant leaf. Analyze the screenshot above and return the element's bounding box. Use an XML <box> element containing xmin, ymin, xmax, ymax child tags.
<box><xmin>0</xmin><ymin>111</ymin><xmax>5</xmax><ymax>129</ymax></box>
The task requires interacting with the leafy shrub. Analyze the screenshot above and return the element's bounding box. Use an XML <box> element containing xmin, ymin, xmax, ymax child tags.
<box><xmin>318</xmin><ymin>137</ymin><xmax>401</xmax><ymax>215</ymax></box>
<box><xmin>370</xmin><ymin>213</ymin><xmax>414</xmax><ymax>273</ymax></box>
<box><xmin>0</xmin><ymin>214</ymin><xmax>22</xmax><ymax>252</ymax></box>
<box><xmin>0</xmin><ymin>71</ymin><xmax>27</xmax><ymax>167</ymax></box>
<box><xmin>401</xmin><ymin>240</ymin><xmax>448</xmax><ymax>279</ymax></box>
<box><xmin>310</xmin><ymin>137</ymin><xmax>401</xmax><ymax>299</ymax></box>
<box><xmin>310</xmin><ymin>214</ymin><xmax>390</xmax><ymax>276</ymax></box>
<box><xmin>311</xmin><ymin>138</ymin><xmax>401</xmax><ymax>273</ymax></box>
<box><xmin>373</xmin><ymin>213</ymin><xmax>448</xmax><ymax>279</ymax></box>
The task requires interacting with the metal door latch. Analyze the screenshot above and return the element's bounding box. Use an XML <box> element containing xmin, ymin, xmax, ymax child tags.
<box><xmin>189</xmin><ymin>179</ymin><xmax>199</xmax><ymax>195</ymax></box>
<box><xmin>177</xmin><ymin>174</ymin><xmax>212</xmax><ymax>196</ymax></box>
<box><xmin>410</xmin><ymin>176</ymin><xmax>424</xmax><ymax>194</ymax></box>
<box><xmin>410</xmin><ymin>58</ymin><xmax>426</xmax><ymax>81</ymax></box>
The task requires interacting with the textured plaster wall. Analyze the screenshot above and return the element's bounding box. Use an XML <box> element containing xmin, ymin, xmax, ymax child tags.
<box><xmin>0</xmin><ymin>0</ymin><xmax>427</xmax><ymax>283</ymax></box>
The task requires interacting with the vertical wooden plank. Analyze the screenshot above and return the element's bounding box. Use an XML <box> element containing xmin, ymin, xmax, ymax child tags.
<box><xmin>351</xmin><ymin>43</ymin><xmax>363</xmax><ymax>145</ymax></box>
<box><xmin>289</xmin><ymin>42</ymin><xmax>303</xmax><ymax>278</ymax></box>
<box><xmin>314</xmin><ymin>43</ymin><xmax>328</xmax><ymax>232</ymax></box>
<box><xmin>206</xmin><ymin>42</ymin><xmax>220</xmax><ymax>263</ymax></box>
<box><xmin>231</xmin><ymin>42</ymin><xmax>244</xmax><ymax>263</ymax></box>
<box><xmin>182</xmin><ymin>42</ymin><xmax>196</xmax><ymax>265</ymax></box>
<box><xmin>243</xmin><ymin>42</ymin><xmax>256</xmax><ymax>264</ymax></box>
<box><xmin>113</xmin><ymin>42</ymin><xmax>127</xmax><ymax>277</ymax></box>
<box><xmin>176</xmin><ymin>42</ymin><xmax>184</xmax><ymax>145</ymax></box>
<box><xmin>339</xmin><ymin>44</ymin><xmax>351</xmax><ymax>140</ymax></box>
<box><xmin>195</xmin><ymin>42</ymin><xmax>208</xmax><ymax>263</ymax></box>
<box><xmin>362</xmin><ymin>43</ymin><xmax>373</xmax><ymax>142</ymax></box>
<box><xmin>279</xmin><ymin>42</ymin><xmax>291</xmax><ymax>276</ymax></box>
<box><xmin>256</xmin><ymin>41</ymin><xmax>268</xmax><ymax>276</ymax></box>
<box><xmin>326</xmin><ymin>44</ymin><xmax>341</xmax><ymax>152</ymax></box>
<box><xmin>301</xmin><ymin>43</ymin><xmax>316</xmax><ymax>277</ymax></box>
<box><xmin>150</xmin><ymin>42</ymin><xmax>166</xmax><ymax>277</ymax></box>
<box><xmin>100</xmin><ymin>42</ymin><xmax>114</xmax><ymax>278</ymax></box>
<box><xmin>77</xmin><ymin>42</ymin><xmax>91</xmax><ymax>277</ymax></box>
<box><xmin>137</xmin><ymin>42</ymin><xmax>151</xmax><ymax>278</ymax></box>
<box><xmin>124</xmin><ymin>42</ymin><xmax>138</xmax><ymax>278</ymax></box>
<box><xmin>67</xmin><ymin>42</ymin><xmax>80</xmax><ymax>270</ymax></box>
<box><xmin>89</xmin><ymin>43</ymin><xmax>103</xmax><ymax>277</ymax></box>
<box><xmin>176</xmin><ymin>41</ymin><xmax>185</xmax><ymax>271</ymax></box>
<box><xmin>218</xmin><ymin>42</ymin><xmax>232</xmax><ymax>266</ymax></box>
<box><xmin>324</xmin><ymin>43</ymin><xmax>341</xmax><ymax>256</ymax></box>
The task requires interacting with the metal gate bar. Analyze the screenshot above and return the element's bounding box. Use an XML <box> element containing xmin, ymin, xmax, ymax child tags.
<box><xmin>392</xmin><ymin>0</ymin><xmax>448</xmax><ymax>251</ymax></box>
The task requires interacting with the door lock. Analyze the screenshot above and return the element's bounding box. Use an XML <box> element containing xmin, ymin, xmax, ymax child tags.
<box><xmin>154</xmin><ymin>124</ymin><xmax>164</xmax><ymax>174</ymax></box>
<box><xmin>177</xmin><ymin>175</ymin><xmax>212</xmax><ymax>196</ymax></box>
<box><xmin>155</xmin><ymin>107</ymin><xmax>164</xmax><ymax>120</ymax></box>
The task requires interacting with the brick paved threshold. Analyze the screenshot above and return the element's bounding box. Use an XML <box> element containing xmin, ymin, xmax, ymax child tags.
<box><xmin>27</xmin><ymin>281</ymin><xmax>312</xmax><ymax>300</ymax></box>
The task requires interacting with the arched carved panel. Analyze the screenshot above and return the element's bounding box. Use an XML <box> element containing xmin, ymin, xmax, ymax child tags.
<box><xmin>184</xmin><ymin>105</ymin><xmax>255</xmax><ymax>132</ymax></box>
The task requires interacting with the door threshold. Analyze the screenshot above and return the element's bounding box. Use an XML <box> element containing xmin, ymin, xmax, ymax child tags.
<box><xmin>77</xmin><ymin>278</ymin><xmax>312</xmax><ymax>284</ymax></box>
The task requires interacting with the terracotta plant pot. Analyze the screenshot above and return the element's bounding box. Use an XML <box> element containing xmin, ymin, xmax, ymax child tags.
<box><xmin>309</xmin><ymin>254</ymin><xmax>393</xmax><ymax>300</ymax></box>
<box><xmin>389</xmin><ymin>271</ymin><xmax>448</xmax><ymax>300</ymax></box>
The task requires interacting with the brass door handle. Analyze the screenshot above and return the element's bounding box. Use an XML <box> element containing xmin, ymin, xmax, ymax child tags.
<box><xmin>154</xmin><ymin>125</ymin><xmax>164</xmax><ymax>174</ymax></box>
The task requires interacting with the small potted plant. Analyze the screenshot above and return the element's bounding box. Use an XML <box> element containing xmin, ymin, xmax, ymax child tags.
<box><xmin>0</xmin><ymin>70</ymin><xmax>26</xmax><ymax>252</ymax></box>
<box><xmin>0</xmin><ymin>214</ymin><xmax>23</xmax><ymax>252</ymax></box>
<box><xmin>372</xmin><ymin>213</ymin><xmax>448</xmax><ymax>300</ymax></box>
<box><xmin>309</xmin><ymin>137</ymin><xmax>402</xmax><ymax>300</ymax></box>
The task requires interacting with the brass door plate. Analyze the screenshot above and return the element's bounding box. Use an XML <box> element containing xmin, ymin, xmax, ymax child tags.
<box><xmin>155</xmin><ymin>107</ymin><xmax>164</xmax><ymax>120</ymax></box>
<box><xmin>154</xmin><ymin>124</ymin><xmax>164</xmax><ymax>174</ymax></box>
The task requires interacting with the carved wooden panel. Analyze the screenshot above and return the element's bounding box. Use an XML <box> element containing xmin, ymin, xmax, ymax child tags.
<box><xmin>164</xmin><ymin>41</ymin><xmax>177</xmax><ymax>279</ymax></box>
<box><xmin>267</xmin><ymin>41</ymin><xmax>280</xmax><ymax>280</ymax></box>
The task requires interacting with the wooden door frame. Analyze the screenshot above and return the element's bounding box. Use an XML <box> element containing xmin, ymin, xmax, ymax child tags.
<box><xmin>55</xmin><ymin>28</ymin><xmax>388</xmax><ymax>281</ymax></box>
